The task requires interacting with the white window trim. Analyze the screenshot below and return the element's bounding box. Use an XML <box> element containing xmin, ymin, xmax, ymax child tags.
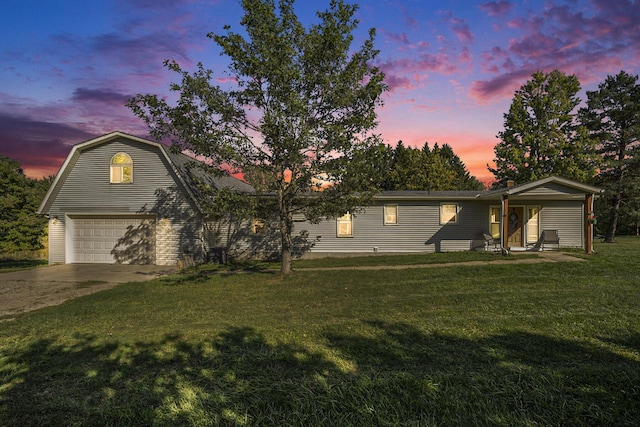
<box><xmin>251</xmin><ymin>219</ymin><xmax>266</xmax><ymax>235</ymax></box>
<box><xmin>337</xmin><ymin>213</ymin><xmax>353</xmax><ymax>237</ymax></box>
<box><xmin>384</xmin><ymin>204</ymin><xmax>398</xmax><ymax>225</ymax></box>
<box><xmin>440</xmin><ymin>203</ymin><xmax>459</xmax><ymax>225</ymax></box>
<box><xmin>526</xmin><ymin>206</ymin><xmax>540</xmax><ymax>244</ymax></box>
<box><xmin>489</xmin><ymin>205</ymin><xmax>501</xmax><ymax>239</ymax></box>
<box><xmin>110</xmin><ymin>152</ymin><xmax>133</xmax><ymax>184</ymax></box>
<box><xmin>489</xmin><ymin>205</ymin><xmax>541</xmax><ymax>244</ymax></box>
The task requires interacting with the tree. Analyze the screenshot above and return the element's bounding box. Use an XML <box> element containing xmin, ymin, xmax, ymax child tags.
<box><xmin>345</xmin><ymin>141</ymin><xmax>484</xmax><ymax>191</ymax></box>
<box><xmin>432</xmin><ymin>143</ymin><xmax>484</xmax><ymax>191</ymax></box>
<box><xmin>129</xmin><ymin>0</ymin><xmax>386</xmax><ymax>274</ymax></box>
<box><xmin>341</xmin><ymin>142</ymin><xmax>394</xmax><ymax>190</ymax></box>
<box><xmin>579</xmin><ymin>70</ymin><xmax>640</xmax><ymax>242</ymax></box>
<box><xmin>490</xmin><ymin>70</ymin><xmax>596</xmax><ymax>186</ymax></box>
<box><xmin>0</xmin><ymin>156</ymin><xmax>50</xmax><ymax>254</ymax></box>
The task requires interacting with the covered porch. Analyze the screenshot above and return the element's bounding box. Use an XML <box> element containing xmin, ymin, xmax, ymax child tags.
<box><xmin>479</xmin><ymin>177</ymin><xmax>602</xmax><ymax>254</ymax></box>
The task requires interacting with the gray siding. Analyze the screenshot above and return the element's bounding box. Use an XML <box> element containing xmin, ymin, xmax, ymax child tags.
<box><xmin>522</xmin><ymin>182</ymin><xmax>586</xmax><ymax>198</ymax></box>
<box><xmin>48</xmin><ymin>217</ymin><xmax>65</xmax><ymax>264</ymax></box>
<box><xmin>48</xmin><ymin>138</ymin><xmax>203</xmax><ymax>265</ymax></box>
<box><xmin>204</xmin><ymin>217</ymin><xmax>289</xmax><ymax>261</ymax></box>
<box><xmin>294</xmin><ymin>198</ymin><xmax>586</xmax><ymax>257</ymax></box>
<box><xmin>296</xmin><ymin>200</ymin><xmax>490</xmax><ymax>255</ymax></box>
<box><xmin>540</xmin><ymin>201</ymin><xmax>584</xmax><ymax>248</ymax></box>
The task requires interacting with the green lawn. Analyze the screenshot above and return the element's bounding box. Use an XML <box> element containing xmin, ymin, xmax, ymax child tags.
<box><xmin>1</xmin><ymin>239</ymin><xmax>639</xmax><ymax>426</ymax></box>
<box><xmin>0</xmin><ymin>258</ymin><xmax>47</xmax><ymax>272</ymax></box>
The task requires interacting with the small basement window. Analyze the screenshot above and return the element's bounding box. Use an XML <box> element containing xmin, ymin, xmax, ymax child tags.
<box><xmin>110</xmin><ymin>152</ymin><xmax>133</xmax><ymax>183</ymax></box>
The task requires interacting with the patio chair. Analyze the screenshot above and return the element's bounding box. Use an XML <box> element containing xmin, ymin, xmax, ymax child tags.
<box><xmin>482</xmin><ymin>231</ymin><xmax>500</xmax><ymax>252</ymax></box>
<box><xmin>541</xmin><ymin>229</ymin><xmax>560</xmax><ymax>250</ymax></box>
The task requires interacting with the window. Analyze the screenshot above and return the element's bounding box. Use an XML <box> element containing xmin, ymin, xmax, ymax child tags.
<box><xmin>384</xmin><ymin>205</ymin><xmax>398</xmax><ymax>225</ymax></box>
<box><xmin>527</xmin><ymin>207</ymin><xmax>539</xmax><ymax>243</ymax></box>
<box><xmin>440</xmin><ymin>203</ymin><xmax>458</xmax><ymax>225</ymax></box>
<box><xmin>110</xmin><ymin>152</ymin><xmax>133</xmax><ymax>183</ymax></box>
<box><xmin>337</xmin><ymin>213</ymin><xmax>353</xmax><ymax>237</ymax></box>
<box><xmin>490</xmin><ymin>207</ymin><xmax>501</xmax><ymax>238</ymax></box>
<box><xmin>251</xmin><ymin>219</ymin><xmax>266</xmax><ymax>235</ymax></box>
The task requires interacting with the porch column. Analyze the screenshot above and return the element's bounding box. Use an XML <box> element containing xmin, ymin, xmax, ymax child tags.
<box><xmin>585</xmin><ymin>193</ymin><xmax>594</xmax><ymax>254</ymax></box>
<box><xmin>502</xmin><ymin>195</ymin><xmax>509</xmax><ymax>249</ymax></box>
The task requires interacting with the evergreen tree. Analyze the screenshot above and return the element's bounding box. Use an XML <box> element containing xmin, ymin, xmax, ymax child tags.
<box><xmin>490</xmin><ymin>70</ymin><xmax>596</xmax><ymax>185</ymax></box>
<box><xmin>348</xmin><ymin>141</ymin><xmax>483</xmax><ymax>191</ymax></box>
<box><xmin>0</xmin><ymin>156</ymin><xmax>50</xmax><ymax>253</ymax></box>
<box><xmin>580</xmin><ymin>70</ymin><xmax>640</xmax><ymax>242</ymax></box>
<box><xmin>342</xmin><ymin>142</ymin><xmax>394</xmax><ymax>190</ymax></box>
<box><xmin>433</xmin><ymin>143</ymin><xmax>484</xmax><ymax>191</ymax></box>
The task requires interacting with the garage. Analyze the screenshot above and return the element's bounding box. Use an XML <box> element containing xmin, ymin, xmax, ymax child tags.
<box><xmin>70</xmin><ymin>216</ymin><xmax>156</xmax><ymax>264</ymax></box>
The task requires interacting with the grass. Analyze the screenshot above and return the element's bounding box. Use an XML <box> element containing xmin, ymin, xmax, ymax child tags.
<box><xmin>1</xmin><ymin>238</ymin><xmax>639</xmax><ymax>425</ymax></box>
<box><xmin>291</xmin><ymin>250</ymin><xmax>538</xmax><ymax>269</ymax></box>
<box><xmin>194</xmin><ymin>250</ymin><xmax>538</xmax><ymax>273</ymax></box>
<box><xmin>0</xmin><ymin>258</ymin><xmax>47</xmax><ymax>272</ymax></box>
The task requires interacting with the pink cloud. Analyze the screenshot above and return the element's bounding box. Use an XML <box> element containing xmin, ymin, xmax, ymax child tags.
<box><xmin>476</xmin><ymin>0</ymin><xmax>640</xmax><ymax>101</ymax></box>
<box><xmin>508</xmin><ymin>33</ymin><xmax>561</xmax><ymax>60</ymax></box>
<box><xmin>385</xmin><ymin>31</ymin><xmax>411</xmax><ymax>45</ymax></box>
<box><xmin>71</xmin><ymin>88</ymin><xmax>133</xmax><ymax>105</ymax></box>
<box><xmin>469</xmin><ymin>68</ymin><xmax>536</xmax><ymax>102</ymax></box>
<box><xmin>396</xmin><ymin>3</ymin><xmax>419</xmax><ymax>31</ymax></box>
<box><xmin>448</xmin><ymin>17</ymin><xmax>475</xmax><ymax>45</ymax></box>
<box><xmin>382</xmin><ymin>74</ymin><xmax>416</xmax><ymax>92</ymax></box>
<box><xmin>383</xmin><ymin>31</ymin><xmax>431</xmax><ymax>53</ymax></box>
<box><xmin>479</xmin><ymin>1</ymin><xmax>513</xmax><ymax>17</ymax></box>
<box><xmin>0</xmin><ymin>113</ymin><xmax>94</xmax><ymax>178</ymax></box>
<box><xmin>215</xmin><ymin>76</ymin><xmax>237</xmax><ymax>84</ymax></box>
<box><xmin>379</xmin><ymin>49</ymin><xmax>465</xmax><ymax>78</ymax></box>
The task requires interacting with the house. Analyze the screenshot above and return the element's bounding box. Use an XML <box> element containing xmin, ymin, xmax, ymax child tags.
<box><xmin>38</xmin><ymin>131</ymin><xmax>253</xmax><ymax>265</ymax></box>
<box><xmin>39</xmin><ymin>132</ymin><xmax>602</xmax><ymax>265</ymax></box>
<box><xmin>296</xmin><ymin>176</ymin><xmax>602</xmax><ymax>257</ymax></box>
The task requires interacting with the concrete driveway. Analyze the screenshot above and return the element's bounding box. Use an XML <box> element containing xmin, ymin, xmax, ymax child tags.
<box><xmin>0</xmin><ymin>264</ymin><xmax>175</xmax><ymax>319</ymax></box>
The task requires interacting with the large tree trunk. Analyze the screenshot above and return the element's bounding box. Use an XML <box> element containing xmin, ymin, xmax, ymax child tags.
<box><xmin>604</xmin><ymin>191</ymin><xmax>623</xmax><ymax>243</ymax></box>
<box><xmin>279</xmin><ymin>191</ymin><xmax>293</xmax><ymax>275</ymax></box>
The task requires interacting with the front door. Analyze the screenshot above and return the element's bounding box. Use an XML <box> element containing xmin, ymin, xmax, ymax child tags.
<box><xmin>506</xmin><ymin>207</ymin><xmax>524</xmax><ymax>248</ymax></box>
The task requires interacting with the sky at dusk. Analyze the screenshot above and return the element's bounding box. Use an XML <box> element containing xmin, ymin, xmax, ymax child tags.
<box><xmin>1</xmin><ymin>0</ymin><xmax>639</xmax><ymax>183</ymax></box>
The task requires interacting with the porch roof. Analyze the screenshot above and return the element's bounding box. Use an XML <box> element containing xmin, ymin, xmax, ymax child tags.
<box><xmin>478</xmin><ymin>176</ymin><xmax>603</xmax><ymax>201</ymax></box>
<box><xmin>374</xmin><ymin>177</ymin><xmax>602</xmax><ymax>202</ymax></box>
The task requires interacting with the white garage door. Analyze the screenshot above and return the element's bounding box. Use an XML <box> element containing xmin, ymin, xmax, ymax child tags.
<box><xmin>72</xmin><ymin>217</ymin><xmax>155</xmax><ymax>264</ymax></box>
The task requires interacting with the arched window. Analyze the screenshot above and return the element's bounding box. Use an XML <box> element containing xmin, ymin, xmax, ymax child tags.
<box><xmin>110</xmin><ymin>152</ymin><xmax>133</xmax><ymax>183</ymax></box>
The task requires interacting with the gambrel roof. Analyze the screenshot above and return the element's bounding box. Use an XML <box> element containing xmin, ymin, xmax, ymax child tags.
<box><xmin>38</xmin><ymin>131</ymin><xmax>254</xmax><ymax>215</ymax></box>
